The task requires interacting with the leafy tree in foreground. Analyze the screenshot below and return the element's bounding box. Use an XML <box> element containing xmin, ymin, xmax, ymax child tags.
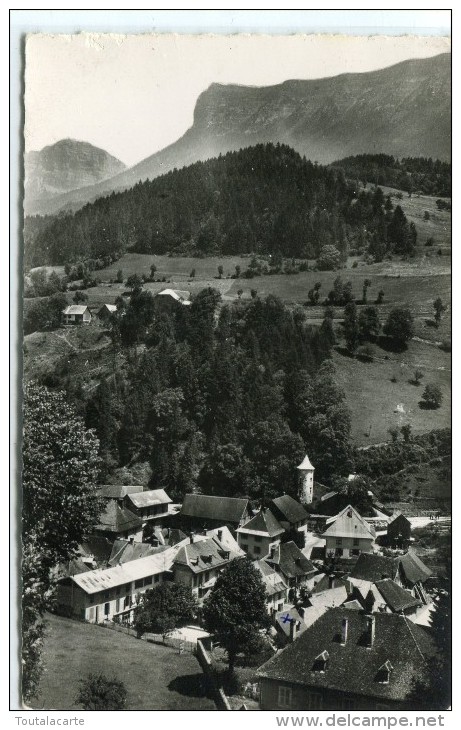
<box><xmin>383</xmin><ymin>307</ymin><xmax>414</xmax><ymax>349</ymax></box>
<box><xmin>421</xmin><ymin>383</ymin><xmax>443</xmax><ymax>410</ymax></box>
<box><xmin>22</xmin><ymin>385</ymin><xmax>103</xmax><ymax>702</ymax></box>
<box><xmin>133</xmin><ymin>582</ymin><xmax>197</xmax><ymax>638</ymax></box>
<box><xmin>76</xmin><ymin>674</ymin><xmax>127</xmax><ymax>710</ymax></box>
<box><xmin>203</xmin><ymin>558</ymin><xmax>270</xmax><ymax>674</ymax></box>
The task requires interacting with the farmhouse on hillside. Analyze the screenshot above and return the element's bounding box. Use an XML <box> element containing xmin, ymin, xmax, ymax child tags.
<box><xmin>97</xmin><ymin>303</ymin><xmax>117</xmax><ymax>320</ymax></box>
<box><xmin>155</xmin><ymin>288</ymin><xmax>192</xmax><ymax>309</ymax></box>
<box><xmin>62</xmin><ymin>304</ymin><xmax>92</xmax><ymax>325</ymax></box>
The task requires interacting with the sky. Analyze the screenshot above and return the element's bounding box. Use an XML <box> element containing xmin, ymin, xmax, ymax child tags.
<box><xmin>24</xmin><ymin>32</ymin><xmax>451</xmax><ymax>168</ymax></box>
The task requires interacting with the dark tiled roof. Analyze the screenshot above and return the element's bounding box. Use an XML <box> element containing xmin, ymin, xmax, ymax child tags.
<box><xmin>79</xmin><ymin>536</ymin><xmax>114</xmax><ymax>565</ymax></box>
<box><xmin>350</xmin><ymin>553</ymin><xmax>400</xmax><ymax>583</ymax></box>
<box><xmin>96</xmin><ymin>501</ymin><xmax>143</xmax><ymax>534</ymax></box>
<box><xmin>269</xmin><ymin>495</ymin><xmax>308</xmax><ymax>525</ymax></box>
<box><xmin>375</xmin><ymin>579</ymin><xmax>422</xmax><ymax>613</ymax></box>
<box><xmin>388</xmin><ymin>512</ymin><xmax>411</xmax><ymax>528</ymax></box>
<box><xmin>399</xmin><ymin>551</ymin><xmax>432</xmax><ymax>586</ymax></box>
<box><xmin>167</xmin><ymin>528</ymin><xmax>188</xmax><ymax>546</ymax></box>
<box><xmin>257</xmin><ymin>608</ymin><xmax>436</xmax><ymax>702</ymax></box>
<box><xmin>266</xmin><ymin>541</ymin><xmax>316</xmax><ymax>579</ymax></box>
<box><xmin>98</xmin><ymin>484</ymin><xmax>143</xmax><ymax>500</ymax></box>
<box><xmin>238</xmin><ymin>509</ymin><xmax>285</xmax><ymax>537</ymax></box>
<box><xmin>180</xmin><ymin>494</ymin><xmax>248</xmax><ymax>524</ymax></box>
<box><xmin>108</xmin><ymin>539</ymin><xmax>167</xmax><ymax>566</ymax></box>
<box><xmin>311</xmin><ymin>575</ymin><xmax>351</xmax><ymax>595</ymax></box>
<box><xmin>174</xmin><ymin>535</ymin><xmax>240</xmax><ymax>574</ymax></box>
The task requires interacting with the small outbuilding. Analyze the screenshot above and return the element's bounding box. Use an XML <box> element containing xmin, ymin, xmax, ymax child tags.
<box><xmin>62</xmin><ymin>305</ymin><xmax>92</xmax><ymax>325</ymax></box>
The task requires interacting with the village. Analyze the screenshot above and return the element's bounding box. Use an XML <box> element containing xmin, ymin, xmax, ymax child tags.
<box><xmin>52</xmin><ymin>445</ymin><xmax>449</xmax><ymax>712</ymax></box>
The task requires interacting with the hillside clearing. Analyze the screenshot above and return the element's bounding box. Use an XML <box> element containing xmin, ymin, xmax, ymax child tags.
<box><xmin>29</xmin><ymin>613</ymin><xmax>216</xmax><ymax>711</ymax></box>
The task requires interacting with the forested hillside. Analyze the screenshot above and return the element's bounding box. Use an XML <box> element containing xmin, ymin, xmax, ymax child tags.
<box><xmin>331</xmin><ymin>154</ymin><xmax>451</xmax><ymax>197</ymax></box>
<box><xmin>51</xmin><ymin>287</ymin><xmax>350</xmax><ymax>497</ymax></box>
<box><xmin>25</xmin><ymin>143</ymin><xmax>416</xmax><ymax>267</ymax></box>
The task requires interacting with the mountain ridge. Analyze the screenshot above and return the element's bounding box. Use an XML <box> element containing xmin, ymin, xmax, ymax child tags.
<box><xmin>25</xmin><ymin>53</ymin><xmax>451</xmax><ymax>217</ymax></box>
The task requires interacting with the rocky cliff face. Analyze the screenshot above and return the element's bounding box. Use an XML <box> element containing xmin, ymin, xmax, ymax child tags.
<box><xmin>24</xmin><ymin>139</ymin><xmax>126</xmax><ymax>215</ymax></box>
<box><xmin>27</xmin><ymin>53</ymin><xmax>450</xmax><ymax>217</ymax></box>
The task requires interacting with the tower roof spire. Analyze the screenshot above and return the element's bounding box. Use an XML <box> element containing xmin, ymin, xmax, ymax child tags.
<box><xmin>297</xmin><ymin>454</ymin><xmax>314</xmax><ymax>471</ymax></box>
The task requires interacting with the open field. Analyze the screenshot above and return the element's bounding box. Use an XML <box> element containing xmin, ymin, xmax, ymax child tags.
<box><xmin>29</xmin><ymin>612</ymin><xmax>216</xmax><ymax>711</ymax></box>
<box><xmin>333</xmin><ymin>338</ymin><xmax>450</xmax><ymax>446</ymax></box>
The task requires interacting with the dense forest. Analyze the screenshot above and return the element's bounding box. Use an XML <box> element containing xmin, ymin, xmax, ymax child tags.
<box><xmin>25</xmin><ymin>143</ymin><xmax>416</xmax><ymax>267</ymax></box>
<box><xmin>44</xmin><ymin>287</ymin><xmax>351</xmax><ymax>498</ymax></box>
<box><xmin>331</xmin><ymin>154</ymin><xmax>451</xmax><ymax>197</ymax></box>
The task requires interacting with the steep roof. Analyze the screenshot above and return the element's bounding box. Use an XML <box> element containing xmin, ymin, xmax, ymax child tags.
<box><xmin>375</xmin><ymin>579</ymin><xmax>422</xmax><ymax>613</ymax></box>
<box><xmin>388</xmin><ymin>512</ymin><xmax>411</xmax><ymax>528</ymax></box>
<box><xmin>266</xmin><ymin>541</ymin><xmax>316</xmax><ymax>579</ymax></box>
<box><xmin>180</xmin><ymin>494</ymin><xmax>249</xmax><ymax>524</ymax></box>
<box><xmin>311</xmin><ymin>574</ymin><xmax>351</xmax><ymax>595</ymax></box>
<box><xmin>108</xmin><ymin>539</ymin><xmax>167</xmax><ymax>566</ymax></box>
<box><xmin>269</xmin><ymin>495</ymin><xmax>308</xmax><ymax>525</ymax></box>
<box><xmin>254</xmin><ymin>559</ymin><xmax>288</xmax><ymax>597</ymax></box>
<box><xmin>322</xmin><ymin>505</ymin><xmax>376</xmax><ymax>540</ymax></box>
<box><xmin>157</xmin><ymin>288</ymin><xmax>191</xmax><ymax>302</ymax></box>
<box><xmin>297</xmin><ymin>455</ymin><xmax>315</xmax><ymax>470</ymax></box>
<box><xmin>95</xmin><ymin>501</ymin><xmax>143</xmax><ymax>534</ymax></box>
<box><xmin>78</xmin><ymin>536</ymin><xmax>114</xmax><ymax>565</ymax></box>
<box><xmin>62</xmin><ymin>305</ymin><xmax>90</xmax><ymax>315</ymax></box>
<box><xmin>126</xmin><ymin>489</ymin><xmax>172</xmax><ymax>509</ymax></box>
<box><xmin>98</xmin><ymin>484</ymin><xmax>142</xmax><ymax>500</ymax></box>
<box><xmin>399</xmin><ymin>551</ymin><xmax>432</xmax><ymax>586</ymax></box>
<box><xmin>99</xmin><ymin>303</ymin><xmax>117</xmax><ymax>313</ymax></box>
<box><xmin>257</xmin><ymin>608</ymin><xmax>436</xmax><ymax>703</ymax></box>
<box><xmin>174</xmin><ymin>533</ymin><xmax>243</xmax><ymax>574</ymax></box>
<box><xmin>350</xmin><ymin>553</ymin><xmax>400</xmax><ymax>583</ymax></box>
<box><xmin>237</xmin><ymin>509</ymin><xmax>284</xmax><ymax>538</ymax></box>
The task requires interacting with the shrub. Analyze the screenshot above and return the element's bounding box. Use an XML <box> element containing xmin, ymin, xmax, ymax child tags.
<box><xmin>76</xmin><ymin>674</ymin><xmax>127</xmax><ymax>710</ymax></box>
<box><xmin>317</xmin><ymin>245</ymin><xmax>341</xmax><ymax>271</ymax></box>
<box><xmin>356</xmin><ymin>344</ymin><xmax>375</xmax><ymax>362</ymax></box>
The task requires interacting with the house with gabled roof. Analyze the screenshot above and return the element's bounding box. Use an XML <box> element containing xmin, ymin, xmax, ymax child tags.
<box><xmin>56</xmin><ymin>545</ymin><xmax>181</xmax><ymax>624</ymax></box>
<box><xmin>322</xmin><ymin>504</ymin><xmax>375</xmax><ymax>559</ymax></box>
<box><xmin>387</xmin><ymin>512</ymin><xmax>412</xmax><ymax>546</ymax></box>
<box><xmin>124</xmin><ymin>488</ymin><xmax>172</xmax><ymax>524</ymax></box>
<box><xmin>236</xmin><ymin>508</ymin><xmax>285</xmax><ymax>560</ymax></box>
<box><xmin>172</xmin><ymin>527</ymin><xmax>244</xmax><ymax>605</ymax></box>
<box><xmin>268</xmin><ymin>495</ymin><xmax>309</xmax><ymax>534</ymax></box>
<box><xmin>155</xmin><ymin>288</ymin><xmax>192</xmax><ymax>308</ymax></box>
<box><xmin>254</xmin><ymin>559</ymin><xmax>289</xmax><ymax>614</ymax></box>
<box><xmin>256</xmin><ymin>608</ymin><xmax>437</xmax><ymax>711</ymax></box>
<box><xmin>265</xmin><ymin>541</ymin><xmax>317</xmax><ymax>588</ymax></box>
<box><xmin>94</xmin><ymin>500</ymin><xmax>143</xmax><ymax>543</ymax></box>
<box><xmin>179</xmin><ymin>494</ymin><xmax>250</xmax><ymax>533</ymax></box>
<box><xmin>97</xmin><ymin>303</ymin><xmax>117</xmax><ymax>321</ymax></box>
<box><xmin>62</xmin><ymin>304</ymin><xmax>92</xmax><ymax>325</ymax></box>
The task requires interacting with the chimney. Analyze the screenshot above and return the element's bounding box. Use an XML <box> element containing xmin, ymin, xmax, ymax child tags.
<box><xmin>269</xmin><ymin>544</ymin><xmax>277</xmax><ymax>559</ymax></box>
<box><xmin>328</xmin><ymin>574</ymin><xmax>335</xmax><ymax>589</ymax></box>
<box><xmin>340</xmin><ymin>617</ymin><xmax>348</xmax><ymax>645</ymax></box>
<box><xmin>190</xmin><ymin>533</ymin><xmax>195</xmax><ymax>544</ymax></box>
<box><xmin>129</xmin><ymin>536</ymin><xmax>134</xmax><ymax>545</ymax></box>
<box><xmin>289</xmin><ymin>619</ymin><xmax>297</xmax><ymax>643</ymax></box>
<box><xmin>366</xmin><ymin>615</ymin><xmax>376</xmax><ymax>648</ymax></box>
<box><xmin>217</xmin><ymin>529</ymin><xmax>223</xmax><ymax>542</ymax></box>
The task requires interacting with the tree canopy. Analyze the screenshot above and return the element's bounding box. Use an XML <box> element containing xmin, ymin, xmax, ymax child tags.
<box><xmin>203</xmin><ymin>558</ymin><xmax>270</xmax><ymax>673</ymax></box>
<box><xmin>133</xmin><ymin>582</ymin><xmax>197</xmax><ymax>638</ymax></box>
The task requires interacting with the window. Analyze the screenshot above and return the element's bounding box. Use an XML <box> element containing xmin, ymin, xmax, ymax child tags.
<box><xmin>254</xmin><ymin>535</ymin><xmax>262</xmax><ymax>543</ymax></box>
<box><xmin>254</xmin><ymin>546</ymin><xmax>261</xmax><ymax>555</ymax></box>
<box><xmin>125</xmin><ymin>584</ymin><xmax>131</xmax><ymax>594</ymax></box>
<box><xmin>124</xmin><ymin>596</ymin><xmax>131</xmax><ymax>609</ymax></box>
<box><xmin>277</xmin><ymin>686</ymin><xmax>292</xmax><ymax>708</ymax></box>
<box><xmin>241</xmin><ymin>543</ymin><xmax>248</xmax><ymax>552</ymax></box>
<box><xmin>143</xmin><ymin>577</ymin><xmax>152</xmax><ymax>587</ymax></box>
<box><xmin>104</xmin><ymin>602</ymin><xmax>110</xmax><ymax>617</ymax></box>
<box><xmin>204</xmin><ymin>571</ymin><xmax>210</xmax><ymax>582</ymax></box>
<box><xmin>154</xmin><ymin>575</ymin><xmax>160</xmax><ymax>583</ymax></box>
<box><xmin>336</xmin><ymin>538</ymin><xmax>342</xmax><ymax>545</ymax></box>
<box><xmin>116</xmin><ymin>598</ymin><xmax>122</xmax><ymax>612</ymax></box>
<box><xmin>88</xmin><ymin>607</ymin><xmax>95</xmax><ymax>621</ymax></box>
<box><xmin>115</xmin><ymin>586</ymin><xmax>121</xmax><ymax>596</ymax></box>
<box><xmin>103</xmin><ymin>591</ymin><xmax>110</xmax><ymax>600</ymax></box>
<box><xmin>306</xmin><ymin>692</ymin><xmax>322</xmax><ymax>710</ymax></box>
<box><xmin>353</xmin><ymin>538</ymin><xmax>360</xmax><ymax>546</ymax></box>
<box><xmin>134</xmin><ymin>579</ymin><xmax>143</xmax><ymax>589</ymax></box>
<box><xmin>351</xmin><ymin>549</ymin><xmax>360</xmax><ymax>556</ymax></box>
